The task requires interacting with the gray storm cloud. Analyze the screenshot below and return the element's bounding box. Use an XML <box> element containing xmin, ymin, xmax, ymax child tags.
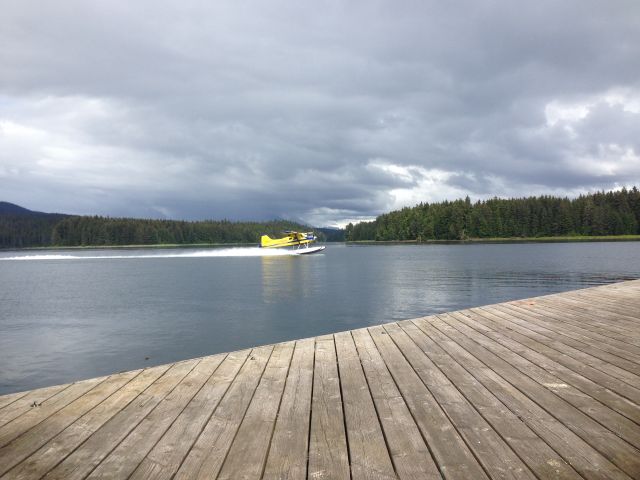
<box><xmin>1</xmin><ymin>0</ymin><xmax>639</xmax><ymax>226</ymax></box>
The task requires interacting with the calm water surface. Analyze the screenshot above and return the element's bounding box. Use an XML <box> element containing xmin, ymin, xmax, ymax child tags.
<box><xmin>1</xmin><ymin>242</ymin><xmax>639</xmax><ymax>395</ymax></box>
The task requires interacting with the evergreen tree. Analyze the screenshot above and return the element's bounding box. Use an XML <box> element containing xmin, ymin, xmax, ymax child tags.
<box><xmin>348</xmin><ymin>187</ymin><xmax>640</xmax><ymax>241</ymax></box>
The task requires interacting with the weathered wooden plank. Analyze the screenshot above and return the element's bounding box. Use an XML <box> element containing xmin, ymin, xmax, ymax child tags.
<box><xmin>539</xmin><ymin>289</ymin><xmax>640</xmax><ymax>325</ymax></box>
<box><xmin>0</xmin><ymin>370</ymin><xmax>140</xmax><ymax>476</ymax></box>
<box><xmin>499</xmin><ymin>302</ymin><xmax>640</xmax><ymax>363</ymax></box>
<box><xmin>567</xmin><ymin>290</ymin><xmax>640</xmax><ymax>315</ymax></box>
<box><xmin>579</xmin><ymin>285</ymin><xmax>640</xmax><ymax>305</ymax></box>
<box><xmin>398</xmin><ymin>320</ymin><xmax>582</xmax><ymax>480</ymax></box>
<box><xmin>566</xmin><ymin>291</ymin><xmax>640</xmax><ymax>320</ymax></box>
<box><xmin>129</xmin><ymin>351</ymin><xmax>250</xmax><ymax>480</ymax></box>
<box><xmin>43</xmin><ymin>360</ymin><xmax>199</xmax><ymax>480</ymax></box>
<box><xmin>262</xmin><ymin>339</ymin><xmax>315</xmax><ymax>480</ymax></box>
<box><xmin>564</xmin><ymin>291</ymin><xmax>640</xmax><ymax>320</ymax></box>
<box><xmin>368</xmin><ymin>325</ymin><xmax>489</xmax><ymax>480</ymax></box>
<box><xmin>0</xmin><ymin>376</ymin><xmax>108</xmax><ymax>448</ymax></box>
<box><xmin>444</xmin><ymin>311</ymin><xmax>640</xmax><ymax>448</ymax></box>
<box><xmin>315</xmin><ymin>333</ymin><xmax>335</xmax><ymax>342</ymax></box>
<box><xmin>173</xmin><ymin>346</ymin><xmax>273</xmax><ymax>480</ymax></box>
<box><xmin>502</xmin><ymin>302</ymin><xmax>640</xmax><ymax>361</ymax></box>
<box><xmin>0</xmin><ymin>380</ymin><xmax>90</xmax><ymax>413</ymax></box>
<box><xmin>476</xmin><ymin>305</ymin><xmax>640</xmax><ymax>391</ymax></box>
<box><xmin>0</xmin><ymin>392</ymin><xmax>29</xmax><ymax>412</ymax></box>
<box><xmin>383</xmin><ymin>322</ymin><xmax>537</xmax><ymax>480</ymax></box>
<box><xmin>1</xmin><ymin>364</ymin><xmax>171</xmax><ymax>480</ymax></box>
<box><xmin>334</xmin><ymin>331</ymin><xmax>396</xmax><ymax>480</ymax></box>
<box><xmin>412</xmin><ymin>316</ymin><xmax>633</xmax><ymax>480</ymax></box>
<box><xmin>307</xmin><ymin>336</ymin><xmax>351</xmax><ymax>480</ymax></box>
<box><xmin>450</xmin><ymin>309</ymin><xmax>640</xmax><ymax>426</ymax></box>
<box><xmin>518</xmin><ymin>300</ymin><xmax>640</xmax><ymax>349</ymax></box>
<box><xmin>216</xmin><ymin>342</ymin><xmax>294</xmax><ymax>480</ymax></box>
<box><xmin>503</xmin><ymin>300</ymin><xmax>640</xmax><ymax>369</ymax></box>
<box><xmin>0</xmin><ymin>384</ymin><xmax>70</xmax><ymax>429</ymax></box>
<box><xmin>470</xmin><ymin>307</ymin><xmax>640</xmax><ymax>405</ymax></box>
<box><xmin>86</xmin><ymin>355</ymin><xmax>225</xmax><ymax>479</ymax></box>
<box><xmin>480</xmin><ymin>306</ymin><xmax>640</xmax><ymax>377</ymax></box>
<box><xmin>536</xmin><ymin>297</ymin><xmax>640</xmax><ymax>336</ymax></box>
<box><xmin>351</xmin><ymin>328</ymin><xmax>441</xmax><ymax>480</ymax></box>
<box><xmin>430</xmin><ymin>314</ymin><xmax>640</xmax><ymax>479</ymax></box>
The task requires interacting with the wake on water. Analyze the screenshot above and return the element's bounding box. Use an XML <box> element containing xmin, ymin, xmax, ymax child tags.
<box><xmin>0</xmin><ymin>247</ymin><xmax>303</xmax><ymax>261</ymax></box>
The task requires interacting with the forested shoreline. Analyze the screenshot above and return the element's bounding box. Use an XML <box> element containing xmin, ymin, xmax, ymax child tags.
<box><xmin>3</xmin><ymin>187</ymin><xmax>640</xmax><ymax>248</ymax></box>
<box><xmin>346</xmin><ymin>188</ymin><xmax>640</xmax><ymax>241</ymax></box>
<box><xmin>0</xmin><ymin>202</ymin><xmax>327</xmax><ymax>248</ymax></box>
<box><xmin>0</xmin><ymin>211</ymin><xmax>69</xmax><ymax>249</ymax></box>
<box><xmin>51</xmin><ymin>217</ymin><xmax>328</xmax><ymax>247</ymax></box>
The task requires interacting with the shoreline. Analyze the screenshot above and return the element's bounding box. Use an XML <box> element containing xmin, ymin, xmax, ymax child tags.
<box><xmin>347</xmin><ymin>234</ymin><xmax>640</xmax><ymax>245</ymax></box>
<box><xmin>2</xmin><ymin>234</ymin><xmax>640</xmax><ymax>251</ymax></box>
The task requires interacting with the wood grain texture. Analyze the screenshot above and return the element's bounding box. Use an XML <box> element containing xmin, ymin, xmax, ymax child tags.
<box><xmin>216</xmin><ymin>342</ymin><xmax>294</xmax><ymax>480</ymax></box>
<box><xmin>0</xmin><ymin>376</ymin><xmax>108</xmax><ymax>448</ymax></box>
<box><xmin>0</xmin><ymin>384</ymin><xmax>70</xmax><ymax>429</ymax></box>
<box><xmin>412</xmin><ymin>316</ymin><xmax>634</xmax><ymax>480</ymax></box>
<box><xmin>307</xmin><ymin>336</ymin><xmax>350</xmax><ymax>480</ymax></box>
<box><xmin>262</xmin><ymin>339</ymin><xmax>315</xmax><ymax>480</ymax></box>
<box><xmin>334</xmin><ymin>331</ymin><xmax>396</xmax><ymax>480</ymax></box>
<box><xmin>2</xmin><ymin>365</ymin><xmax>170</xmax><ymax>480</ymax></box>
<box><xmin>520</xmin><ymin>300</ymin><xmax>640</xmax><ymax>349</ymax></box>
<box><xmin>86</xmin><ymin>355</ymin><xmax>225</xmax><ymax>479</ymax></box>
<box><xmin>368</xmin><ymin>324</ymin><xmax>489</xmax><ymax>480</ymax></box>
<box><xmin>466</xmin><ymin>307</ymin><xmax>640</xmax><ymax>405</ymax></box>
<box><xmin>481</xmin><ymin>305</ymin><xmax>640</xmax><ymax>376</ymax></box>
<box><xmin>129</xmin><ymin>351</ymin><xmax>249</xmax><ymax>480</ymax></box>
<box><xmin>500</xmin><ymin>302</ymin><xmax>640</xmax><ymax>361</ymax></box>
<box><xmin>443</xmin><ymin>311</ymin><xmax>640</xmax><ymax>456</ymax></box>
<box><xmin>351</xmin><ymin>328</ymin><xmax>441</xmax><ymax>480</ymax></box>
<box><xmin>43</xmin><ymin>360</ymin><xmax>199</xmax><ymax>480</ymax></box>
<box><xmin>173</xmin><ymin>346</ymin><xmax>273</xmax><ymax>480</ymax></box>
<box><xmin>0</xmin><ymin>370</ymin><xmax>140</xmax><ymax>476</ymax></box>
<box><xmin>398</xmin><ymin>320</ymin><xmax>582</xmax><ymax>480</ymax></box>
<box><xmin>384</xmin><ymin>322</ymin><xmax>537</xmax><ymax>480</ymax></box>
<box><xmin>452</xmin><ymin>309</ymin><xmax>640</xmax><ymax>427</ymax></box>
<box><xmin>427</xmin><ymin>314</ymin><xmax>640</xmax><ymax>479</ymax></box>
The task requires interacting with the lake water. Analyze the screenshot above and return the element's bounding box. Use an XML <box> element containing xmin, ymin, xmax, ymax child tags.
<box><xmin>1</xmin><ymin>242</ymin><xmax>639</xmax><ymax>395</ymax></box>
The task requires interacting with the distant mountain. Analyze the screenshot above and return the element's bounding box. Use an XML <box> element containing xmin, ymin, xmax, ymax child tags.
<box><xmin>0</xmin><ymin>202</ymin><xmax>70</xmax><ymax>248</ymax></box>
<box><xmin>0</xmin><ymin>201</ymin><xmax>41</xmax><ymax>215</ymax></box>
<box><xmin>0</xmin><ymin>201</ymin><xmax>71</xmax><ymax>217</ymax></box>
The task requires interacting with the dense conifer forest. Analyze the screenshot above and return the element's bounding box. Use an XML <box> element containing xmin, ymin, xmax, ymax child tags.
<box><xmin>0</xmin><ymin>202</ymin><xmax>325</xmax><ymax>248</ymax></box>
<box><xmin>0</xmin><ymin>203</ymin><xmax>69</xmax><ymax>248</ymax></box>
<box><xmin>345</xmin><ymin>187</ymin><xmax>640</xmax><ymax>241</ymax></box>
<box><xmin>50</xmin><ymin>217</ymin><xmax>327</xmax><ymax>247</ymax></box>
<box><xmin>3</xmin><ymin>187</ymin><xmax>640</xmax><ymax>248</ymax></box>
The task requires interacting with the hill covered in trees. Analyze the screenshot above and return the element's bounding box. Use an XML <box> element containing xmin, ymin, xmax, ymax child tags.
<box><xmin>0</xmin><ymin>202</ymin><xmax>332</xmax><ymax>248</ymax></box>
<box><xmin>345</xmin><ymin>187</ymin><xmax>640</xmax><ymax>241</ymax></box>
<box><xmin>50</xmin><ymin>217</ymin><xmax>322</xmax><ymax>247</ymax></box>
<box><xmin>0</xmin><ymin>202</ymin><xmax>70</xmax><ymax>248</ymax></box>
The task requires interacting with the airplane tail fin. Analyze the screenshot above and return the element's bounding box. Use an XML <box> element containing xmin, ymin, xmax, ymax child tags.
<box><xmin>260</xmin><ymin>235</ymin><xmax>275</xmax><ymax>248</ymax></box>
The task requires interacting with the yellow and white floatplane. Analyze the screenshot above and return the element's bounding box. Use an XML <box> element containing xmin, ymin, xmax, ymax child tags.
<box><xmin>260</xmin><ymin>231</ymin><xmax>326</xmax><ymax>254</ymax></box>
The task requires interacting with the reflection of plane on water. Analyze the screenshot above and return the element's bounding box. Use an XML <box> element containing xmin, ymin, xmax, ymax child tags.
<box><xmin>260</xmin><ymin>231</ymin><xmax>326</xmax><ymax>254</ymax></box>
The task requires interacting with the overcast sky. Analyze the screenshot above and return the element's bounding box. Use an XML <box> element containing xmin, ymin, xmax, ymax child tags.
<box><xmin>1</xmin><ymin>1</ymin><xmax>639</xmax><ymax>226</ymax></box>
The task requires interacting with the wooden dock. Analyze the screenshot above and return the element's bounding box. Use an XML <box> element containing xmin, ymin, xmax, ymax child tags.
<box><xmin>1</xmin><ymin>280</ymin><xmax>639</xmax><ymax>479</ymax></box>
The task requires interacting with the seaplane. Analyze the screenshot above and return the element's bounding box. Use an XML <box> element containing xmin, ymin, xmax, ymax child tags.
<box><xmin>260</xmin><ymin>231</ymin><xmax>326</xmax><ymax>254</ymax></box>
